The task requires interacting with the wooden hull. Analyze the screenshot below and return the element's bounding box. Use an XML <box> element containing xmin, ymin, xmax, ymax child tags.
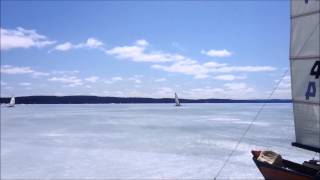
<box><xmin>252</xmin><ymin>151</ymin><xmax>320</xmax><ymax>180</ymax></box>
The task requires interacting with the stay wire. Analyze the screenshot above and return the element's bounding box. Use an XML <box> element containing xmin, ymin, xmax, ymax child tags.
<box><xmin>213</xmin><ymin>69</ymin><xmax>289</xmax><ymax>180</ymax></box>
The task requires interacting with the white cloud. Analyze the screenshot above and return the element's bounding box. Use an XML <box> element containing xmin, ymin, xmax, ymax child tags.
<box><xmin>19</xmin><ymin>82</ymin><xmax>31</xmax><ymax>86</ymax></box>
<box><xmin>104</xmin><ymin>77</ymin><xmax>123</xmax><ymax>84</ymax></box>
<box><xmin>106</xmin><ymin>87</ymin><xmax>176</xmax><ymax>98</ymax></box>
<box><xmin>212</xmin><ymin>66</ymin><xmax>276</xmax><ymax>73</ymax></box>
<box><xmin>155</xmin><ymin>78</ymin><xmax>167</xmax><ymax>82</ymax></box>
<box><xmin>203</xmin><ymin>62</ymin><xmax>227</xmax><ymax>68</ymax></box>
<box><xmin>222</xmin><ymin>83</ymin><xmax>255</xmax><ymax>98</ymax></box>
<box><xmin>272</xmin><ymin>75</ymin><xmax>292</xmax><ymax>99</ymax></box>
<box><xmin>85</xmin><ymin>76</ymin><xmax>99</xmax><ymax>83</ymax></box>
<box><xmin>213</xmin><ymin>74</ymin><xmax>247</xmax><ymax>81</ymax></box>
<box><xmin>151</xmin><ymin>87</ymin><xmax>175</xmax><ymax>98</ymax></box>
<box><xmin>130</xmin><ymin>79</ymin><xmax>141</xmax><ymax>84</ymax></box>
<box><xmin>128</xmin><ymin>75</ymin><xmax>143</xmax><ymax>84</ymax></box>
<box><xmin>135</xmin><ymin>39</ymin><xmax>148</xmax><ymax>46</ymax></box>
<box><xmin>201</xmin><ymin>49</ymin><xmax>232</xmax><ymax>57</ymax></box>
<box><xmin>52</xmin><ymin>37</ymin><xmax>104</xmax><ymax>52</ymax></box>
<box><xmin>194</xmin><ymin>74</ymin><xmax>210</xmax><ymax>79</ymax></box>
<box><xmin>48</xmin><ymin>76</ymin><xmax>83</xmax><ymax>87</ymax></box>
<box><xmin>183</xmin><ymin>88</ymin><xmax>225</xmax><ymax>99</ymax></box>
<box><xmin>152</xmin><ymin>60</ymin><xmax>276</xmax><ymax>79</ymax></box>
<box><xmin>1</xmin><ymin>27</ymin><xmax>55</xmax><ymax>50</ymax></box>
<box><xmin>181</xmin><ymin>83</ymin><xmax>256</xmax><ymax>99</ymax></box>
<box><xmin>111</xmin><ymin>76</ymin><xmax>122</xmax><ymax>81</ymax></box>
<box><xmin>32</xmin><ymin>72</ymin><xmax>50</xmax><ymax>77</ymax></box>
<box><xmin>151</xmin><ymin>58</ymin><xmax>212</xmax><ymax>78</ymax></box>
<box><xmin>277</xmin><ymin>75</ymin><xmax>291</xmax><ymax>89</ymax></box>
<box><xmin>0</xmin><ymin>65</ymin><xmax>49</xmax><ymax>77</ymax></box>
<box><xmin>1</xmin><ymin>65</ymin><xmax>34</xmax><ymax>74</ymax></box>
<box><xmin>103</xmin><ymin>80</ymin><xmax>113</xmax><ymax>84</ymax></box>
<box><xmin>51</xmin><ymin>70</ymin><xmax>80</xmax><ymax>75</ymax></box>
<box><xmin>85</xmin><ymin>38</ymin><xmax>104</xmax><ymax>48</ymax></box>
<box><xmin>224</xmin><ymin>82</ymin><xmax>250</xmax><ymax>90</ymax></box>
<box><xmin>106</xmin><ymin>40</ymin><xmax>184</xmax><ymax>63</ymax></box>
<box><xmin>104</xmin><ymin>90</ymin><xmax>125</xmax><ymax>97</ymax></box>
<box><xmin>54</xmin><ymin>42</ymin><xmax>73</xmax><ymax>51</ymax></box>
<box><xmin>106</xmin><ymin>40</ymin><xmax>276</xmax><ymax>79</ymax></box>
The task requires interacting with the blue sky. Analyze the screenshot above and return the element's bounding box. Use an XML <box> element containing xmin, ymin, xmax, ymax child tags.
<box><xmin>1</xmin><ymin>1</ymin><xmax>291</xmax><ymax>99</ymax></box>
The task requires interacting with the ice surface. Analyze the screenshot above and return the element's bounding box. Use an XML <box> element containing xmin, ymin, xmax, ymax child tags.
<box><xmin>0</xmin><ymin>103</ymin><xmax>315</xmax><ymax>179</ymax></box>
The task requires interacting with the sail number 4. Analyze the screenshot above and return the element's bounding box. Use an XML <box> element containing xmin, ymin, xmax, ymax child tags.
<box><xmin>305</xmin><ymin>61</ymin><xmax>320</xmax><ymax>100</ymax></box>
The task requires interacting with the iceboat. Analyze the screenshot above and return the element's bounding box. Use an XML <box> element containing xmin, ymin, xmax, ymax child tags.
<box><xmin>174</xmin><ymin>92</ymin><xmax>181</xmax><ymax>106</ymax></box>
<box><xmin>7</xmin><ymin>96</ymin><xmax>15</xmax><ymax>107</ymax></box>
<box><xmin>251</xmin><ymin>0</ymin><xmax>320</xmax><ymax>179</ymax></box>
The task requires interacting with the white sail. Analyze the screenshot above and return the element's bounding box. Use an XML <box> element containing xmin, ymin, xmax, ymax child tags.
<box><xmin>175</xmin><ymin>93</ymin><xmax>181</xmax><ymax>106</ymax></box>
<box><xmin>8</xmin><ymin>96</ymin><xmax>15</xmax><ymax>107</ymax></box>
<box><xmin>290</xmin><ymin>0</ymin><xmax>320</xmax><ymax>150</ymax></box>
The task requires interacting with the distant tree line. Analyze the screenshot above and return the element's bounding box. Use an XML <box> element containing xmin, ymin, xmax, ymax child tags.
<box><xmin>0</xmin><ymin>96</ymin><xmax>292</xmax><ymax>104</ymax></box>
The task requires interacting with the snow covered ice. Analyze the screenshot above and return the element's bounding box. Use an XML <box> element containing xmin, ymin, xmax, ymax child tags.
<box><xmin>1</xmin><ymin>103</ymin><xmax>315</xmax><ymax>179</ymax></box>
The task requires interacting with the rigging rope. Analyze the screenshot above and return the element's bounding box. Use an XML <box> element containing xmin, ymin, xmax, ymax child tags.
<box><xmin>213</xmin><ymin>69</ymin><xmax>289</xmax><ymax>180</ymax></box>
<box><xmin>312</xmin><ymin>152</ymin><xmax>317</xmax><ymax>160</ymax></box>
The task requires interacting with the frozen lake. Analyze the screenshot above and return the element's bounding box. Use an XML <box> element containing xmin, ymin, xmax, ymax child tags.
<box><xmin>1</xmin><ymin>103</ymin><xmax>314</xmax><ymax>179</ymax></box>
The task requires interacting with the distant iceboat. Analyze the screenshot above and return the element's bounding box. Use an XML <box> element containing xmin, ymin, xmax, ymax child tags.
<box><xmin>174</xmin><ymin>93</ymin><xmax>181</xmax><ymax>106</ymax></box>
<box><xmin>7</xmin><ymin>96</ymin><xmax>15</xmax><ymax>108</ymax></box>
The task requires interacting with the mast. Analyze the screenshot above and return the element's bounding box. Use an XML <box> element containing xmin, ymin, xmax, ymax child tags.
<box><xmin>290</xmin><ymin>0</ymin><xmax>320</xmax><ymax>152</ymax></box>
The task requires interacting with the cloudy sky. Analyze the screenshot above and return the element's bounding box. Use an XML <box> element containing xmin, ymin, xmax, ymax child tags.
<box><xmin>1</xmin><ymin>1</ymin><xmax>291</xmax><ymax>99</ymax></box>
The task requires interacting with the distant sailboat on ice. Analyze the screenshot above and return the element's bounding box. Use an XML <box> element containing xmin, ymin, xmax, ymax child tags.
<box><xmin>7</xmin><ymin>96</ymin><xmax>15</xmax><ymax>107</ymax></box>
<box><xmin>174</xmin><ymin>92</ymin><xmax>181</xmax><ymax>106</ymax></box>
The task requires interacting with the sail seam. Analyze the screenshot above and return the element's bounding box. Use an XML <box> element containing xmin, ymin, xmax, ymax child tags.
<box><xmin>291</xmin><ymin>10</ymin><xmax>320</xmax><ymax>19</ymax></box>
<box><xmin>293</xmin><ymin>100</ymin><xmax>320</xmax><ymax>106</ymax></box>
<box><xmin>290</xmin><ymin>55</ymin><xmax>320</xmax><ymax>60</ymax></box>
